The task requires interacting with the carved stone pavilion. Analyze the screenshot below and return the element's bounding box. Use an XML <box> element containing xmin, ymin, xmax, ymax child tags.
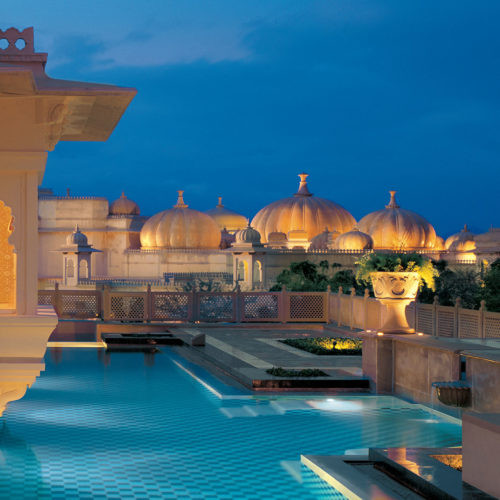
<box><xmin>0</xmin><ymin>27</ymin><xmax>135</xmax><ymax>412</ymax></box>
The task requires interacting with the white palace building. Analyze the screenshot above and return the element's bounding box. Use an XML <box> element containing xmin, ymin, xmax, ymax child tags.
<box><xmin>38</xmin><ymin>174</ymin><xmax>500</xmax><ymax>290</ymax></box>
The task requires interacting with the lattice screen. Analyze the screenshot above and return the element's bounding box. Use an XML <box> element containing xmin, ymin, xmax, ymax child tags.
<box><xmin>417</xmin><ymin>308</ymin><xmax>434</xmax><ymax>335</ymax></box>
<box><xmin>198</xmin><ymin>294</ymin><xmax>234</xmax><ymax>321</ymax></box>
<box><xmin>152</xmin><ymin>293</ymin><xmax>190</xmax><ymax>320</ymax></box>
<box><xmin>484</xmin><ymin>312</ymin><xmax>500</xmax><ymax>338</ymax></box>
<box><xmin>242</xmin><ymin>294</ymin><xmax>280</xmax><ymax>321</ymax></box>
<box><xmin>288</xmin><ymin>294</ymin><xmax>325</xmax><ymax>321</ymax></box>
<box><xmin>38</xmin><ymin>293</ymin><xmax>54</xmax><ymax>306</ymax></box>
<box><xmin>60</xmin><ymin>294</ymin><xmax>99</xmax><ymax>318</ymax></box>
<box><xmin>437</xmin><ymin>309</ymin><xmax>455</xmax><ymax>337</ymax></box>
<box><xmin>459</xmin><ymin>311</ymin><xmax>480</xmax><ymax>339</ymax></box>
<box><xmin>109</xmin><ymin>295</ymin><xmax>145</xmax><ymax>321</ymax></box>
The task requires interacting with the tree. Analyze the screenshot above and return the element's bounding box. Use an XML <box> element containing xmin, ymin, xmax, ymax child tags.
<box><xmin>270</xmin><ymin>260</ymin><xmax>362</xmax><ymax>293</ymax></box>
<box><xmin>484</xmin><ymin>259</ymin><xmax>500</xmax><ymax>312</ymax></box>
<box><xmin>436</xmin><ymin>269</ymin><xmax>482</xmax><ymax>309</ymax></box>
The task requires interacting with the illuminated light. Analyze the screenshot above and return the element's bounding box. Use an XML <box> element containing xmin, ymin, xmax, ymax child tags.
<box><xmin>377</xmin><ymin>332</ymin><xmax>384</xmax><ymax>336</ymax></box>
<box><xmin>307</xmin><ymin>399</ymin><xmax>363</xmax><ymax>412</ymax></box>
<box><xmin>417</xmin><ymin>333</ymin><xmax>424</xmax><ymax>336</ymax></box>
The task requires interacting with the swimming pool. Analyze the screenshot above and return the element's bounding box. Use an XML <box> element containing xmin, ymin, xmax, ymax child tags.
<box><xmin>1</xmin><ymin>348</ymin><xmax>461</xmax><ymax>499</ymax></box>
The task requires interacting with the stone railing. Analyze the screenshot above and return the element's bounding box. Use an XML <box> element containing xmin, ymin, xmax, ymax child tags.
<box><xmin>329</xmin><ymin>288</ymin><xmax>500</xmax><ymax>339</ymax></box>
<box><xmin>38</xmin><ymin>285</ymin><xmax>500</xmax><ymax>337</ymax></box>
<box><xmin>38</xmin><ymin>285</ymin><xmax>328</xmax><ymax>323</ymax></box>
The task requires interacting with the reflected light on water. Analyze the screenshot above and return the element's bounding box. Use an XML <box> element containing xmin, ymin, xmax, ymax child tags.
<box><xmin>307</xmin><ymin>399</ymin><xmax>363</xmax><ymax>412</ymax></box>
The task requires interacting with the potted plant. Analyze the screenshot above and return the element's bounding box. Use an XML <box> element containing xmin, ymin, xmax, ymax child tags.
<box><xmin>356</xmin><ymin>253</ymin><xmax>438</xmax><ymax>333</ymax></box>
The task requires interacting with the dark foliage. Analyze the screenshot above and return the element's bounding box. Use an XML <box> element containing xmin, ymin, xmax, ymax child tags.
<box><xmin>266</xmin><ymin>367</ymin><xmax>328</xmax><ymax>377</ymax></box>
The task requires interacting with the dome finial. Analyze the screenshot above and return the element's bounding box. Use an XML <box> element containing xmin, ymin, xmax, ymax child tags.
<box><xmin>295</xmin><ymin>173</ymin><xmax>313</xmax><ymax>197</ymax></box>
<box><xmin>120</xmin><ymin>191</ymin><xmax>126</xmax><ymax>198</ymax></box>
<box><xmin>174</xmin><ymin>190</ymin><xmax>188</xmax><ymax>208</ymax></box>
<box><xmin>386</xmin><ymin>190</ymin><xmax>400</xmax><ymax>209</ymax></box>
<box><xmin>217</xmin><ymin>196</ymin><xmax>223</xmax><ymax>207</ymax></box>
<box><xmin>463</xmin><ymin>223</ymin><xmax>469</xmax><ymax>232</ymax></box>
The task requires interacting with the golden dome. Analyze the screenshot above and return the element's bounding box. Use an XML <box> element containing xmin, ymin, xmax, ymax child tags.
<box><xmin>251</xmin><ymin>174</ymin><xmax>356</xmax><ymax>243</ymax></box>
<box><xmin>205</xmin><ymin>197</ymin><xmax>248</xmax><ymax>232</ymax></box>
<box><xmin>434</xmin><ymin>236</ymin><xmax>445</xmax><ymax>251</ymax></box>
<box><xmin>140</xmin><ymin>191</ymin><xmax>221</xmax><ymax>250</ymax></box>
<box><xmin>109</xmin><ymin>192</ymin><xmax>140</xmax><ymax>216</ymax></box>
<box><xmin>445</xmin><ymin>224</ymin><xmax>475</xmax><ymax>252</ymax></box>
<box><xmin>333</xmin><ymin>227</ymin><xmax>373</xmax><ymax>250</ymax></box>
<box><xmin>358</xmin><ymin>191</ymin><xmax>437</xmax><ymax>250</ymax></box>
<box><xmin>309</xmin><ymin>228</ymin><xmax>340</xmax><ymax>250</ymax></box>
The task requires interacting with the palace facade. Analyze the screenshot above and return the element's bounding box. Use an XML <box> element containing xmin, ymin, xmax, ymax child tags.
<box><xmin>38</xmin><ymin>175</ymin><xmax>500</xmax><ymax>290</ymax></box>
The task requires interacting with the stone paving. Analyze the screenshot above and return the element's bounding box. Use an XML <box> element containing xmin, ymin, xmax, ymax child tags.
<box><xmin>173</xmin><ymin>324</ymin><xmax>365</xmax><ymax>389</ymax></box>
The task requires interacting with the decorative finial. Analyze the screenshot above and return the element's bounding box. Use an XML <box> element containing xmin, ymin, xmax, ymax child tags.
<box><xmin>217</xmin><ymin>196</ymin><xmax>223</xmax><ymax>207</ymax></box>
<box><xmin>463</xmin><ymin>224</ymin><xmax>469</xmax><ymax>232</ymax></box>
<box><xmin>121</xmin><ymin>191</ymin><xmax>126</xmax><ymax>198</ymax></box>
<box><xmin>295</xmin><ymin>173</ymin><xmax>312</xmax><ymax>197</ymax></box>
<box><xmin>174</xmin><ymin>190</ymin><xmax>188</xmax><ymax>208</ymax></box>
<box><xmin>386</xmin><ymin>190</ymin><xmax>399</xmax><ymax>209</ymax></box>
<box><xmin>66</xmin><ymin>188</ymin><xmax>71</xmax><ymax>198</ymax></box>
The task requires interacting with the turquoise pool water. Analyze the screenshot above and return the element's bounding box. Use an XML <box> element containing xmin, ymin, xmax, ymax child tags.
<box><xmin>1</xmin><ymin>348</ymin><xmax>461</xmax><ymax>499</ymax></box>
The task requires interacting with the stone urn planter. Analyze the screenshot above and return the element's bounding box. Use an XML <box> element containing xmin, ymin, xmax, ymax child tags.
<box><xmin>432</xmin><ymin>381</ymin><xmax>471</xmax><ymax>407</ymax></box>
<box><xmin>371</xmin><ymin>272</ymin><xmax>420</xmax><ymax>334</ymax></box>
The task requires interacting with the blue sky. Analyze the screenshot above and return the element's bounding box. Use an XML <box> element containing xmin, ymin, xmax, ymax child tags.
<box><xmin>3</xmin><ymin>1</ymin><xmax>500</xmax><ymax>237</ymax></box>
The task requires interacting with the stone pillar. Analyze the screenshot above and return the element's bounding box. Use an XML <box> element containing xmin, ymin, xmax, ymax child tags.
<box><xmin>0</xmin><ymin>152</ymin><xmax>47</xmax><ymax>315</ymax></box>
<box><xmin>0</xmin><ymin>26</ymin><xmax>135</xmax><ymax>415</ymax></box>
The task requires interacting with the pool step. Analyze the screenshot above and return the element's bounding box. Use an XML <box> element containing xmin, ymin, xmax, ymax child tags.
<box><xmin>302</xmin><ymin>448</ymin><xmax>494</xmax><ymax>500</ymax></box>
<box><xmin>102</xmin><ymin>332</ymin><xmax>184</xmax><ymax>352</ymax></box>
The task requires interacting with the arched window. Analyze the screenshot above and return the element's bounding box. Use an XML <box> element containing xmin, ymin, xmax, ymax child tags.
<box><xmin>79</xmin><ymin>259</ymin><xmax>88</xmax><ymax>279</ymax></box>
<box><xmin>253</xmin><ymin>260</ymin><xmax>262</xmax><ymax>283</ymax></box>
<box><xmin>66</xmin><ymin>259</ymin><xmax>74</xmax><ymax>278</ymax></box>
<box><xmin>237</xmin><ymin>261</ymin><xmax>248</xmax><ymax>281</ymax></box>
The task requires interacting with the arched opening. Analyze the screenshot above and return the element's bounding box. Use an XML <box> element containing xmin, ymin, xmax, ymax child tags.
<box><xmin>79</xmin><ymin>259</ymin><xmax>88</xmax><ymax>279</ymax></box>
<box><xmin>66</xmin><ymin>258</ymin><xmax>74</xmax><ymax>278</ymax></box>
<box><xmin>253</xmin><ymin>260</ymin><xmax>262</xmax><ymax>284</ymax></box>
<box><xmin>237</xmin><ymin>260</ymin><xmax>248</xmax><ymax>281</ymax></box>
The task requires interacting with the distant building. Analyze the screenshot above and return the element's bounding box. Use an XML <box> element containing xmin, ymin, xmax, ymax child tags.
<box><xmin>38</xmin><ymin>174</ymin><xmax>497</xmax><ymax>290</ymax></box>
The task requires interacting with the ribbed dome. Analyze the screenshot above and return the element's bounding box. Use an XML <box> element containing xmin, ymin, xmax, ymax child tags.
<box><xmin>235</xmin><ymin>225</ymin><xmax>261</xmax><ymax>244</ymax></box>
<box><xmin>66</xmin><ymin>225</ymin><xmax>88</xmax><ymax>246</ymax></box>
<box><xmin>333</xmin><ymin>227</ymin><xmax>373</xmax><ymax>251</ymax></box>
<box><xmin>434</xmin><ymin>236</ymin><xmax>445</xmax><ymax>251</ymax></box>
<box><xmin>109</xmin><ymin>192</ymin><xmax>140</xmax><ymax>216</ymax></box>
<box><xmin>251</xmin><ymin>174</ymin><xmax>356</xmax><ymax>243</ymax></box>
<box><xmin>358</xmin><ymin>191</ymin><xmax>437</xmax><ymax>250</ymax></box>
<box><xmin>445</xmin><ymin>224</ymin><xmax>476</xmax><ymax>252</ymax></box>
<box><xmin>205</xmin><ymin>197</ymin><xmax>247</xmax><ymax>232</ymax></box>
<box><xmin>140</xmin><ymin>191</ymin><xmax>221</xmax><ymax>250</ymax></box>
<box><xmin>309</xmin><ymin>228</ymin><xmax>340</xmax><ymax>250</ymax></box>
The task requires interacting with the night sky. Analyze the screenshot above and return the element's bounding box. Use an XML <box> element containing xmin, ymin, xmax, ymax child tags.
<box><xmin>3</xmin><ymin>1</ymin><xmax>500</xmax><ymax>238</ymax></box>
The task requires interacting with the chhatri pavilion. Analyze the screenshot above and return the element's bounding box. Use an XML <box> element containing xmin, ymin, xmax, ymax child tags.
<box><xmin>37</xmin><ymin>173</ymin><xmax>500</xmax><ymax>290</ymax></box>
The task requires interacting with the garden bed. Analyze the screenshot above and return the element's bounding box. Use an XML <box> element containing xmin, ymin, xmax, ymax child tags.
<box><xmin>266</xmin><ymin>367</ymin><xmax>328</xmax><ymax>377</ymax></box>
<box><xmin>280</xmin><ymin>337</ymin><xmax>362</xmax><ymax>355</ymax></box>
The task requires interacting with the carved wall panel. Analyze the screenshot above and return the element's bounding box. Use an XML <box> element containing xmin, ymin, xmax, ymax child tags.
<box><xmin>0</xmin><ymin>201</ymin><xmax>15</xmax><ymax>310</ymax></box>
